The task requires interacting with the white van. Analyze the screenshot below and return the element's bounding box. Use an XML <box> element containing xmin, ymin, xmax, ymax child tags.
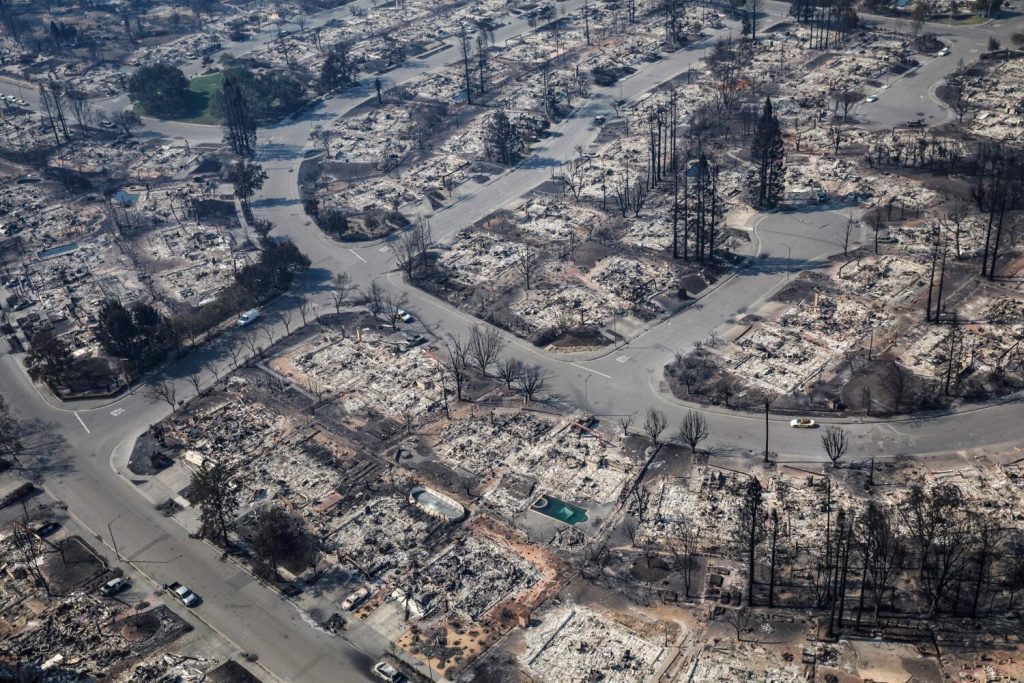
<box><xmin>237</xmin><ymin>308</ymin><xmax>260</xmax><ymax>326</ymax></box>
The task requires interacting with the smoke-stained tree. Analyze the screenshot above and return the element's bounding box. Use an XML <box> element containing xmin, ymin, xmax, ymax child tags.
<box><xmin>0</xmin><ymin>396</ymin><xmax>24</xmax><ymax>468</ymax></box>
<box><xmin>751</xmin><ymin>97</ymin><xmax>785</xmax><ymax>209</ymax></box>
<box><xmin>735</xmin><ymin>477</ymin><xmax>766</xmax><ymax>605</ymax></box>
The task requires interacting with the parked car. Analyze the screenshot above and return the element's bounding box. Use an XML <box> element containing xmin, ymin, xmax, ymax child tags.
<box><xmin>790</xmin><ymin>418</ymin><xmax>817</xmax><ymax>429</ymax></box>
<box><xmin>341</xmin><ymin>586</ymin><xmax>370</xmax><ymax>611</ymax></box>
<box><xmin>401</xmin><ymin>333</ymin><xmax>425</xmax><ymax>350</ymax></box>
<box><xmin>865</xmin><ymin>95</ymin><xmax>878</xmax><ymax>103</ymax></box>
<box><xmin>100</xmin><ymin>577</ymin><xmax>130</xmax><ymax>596</ymax></box>
<box><xmin>34</xmin><ymin>521</ymin><xmax>61</xmax><ymax>537</ymax></box>
<box><xmin>167</xmin><ymin>581</ymin><xmax>200</xmax><ymax>607</ymax></box>
<box><xmin>397</xmin><ymin>308</ymin><xmax>414</xmax><ymax>323</ymax></box>
<box><xmin>372</xmin><ymin>661</ymin><xmax>404</xmax><ymax>682</ymax></box>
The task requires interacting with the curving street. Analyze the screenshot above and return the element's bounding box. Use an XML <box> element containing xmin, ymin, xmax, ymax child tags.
<box><xmin>2</xmin><ymin>2</ymin><xmax>1023</xmax><ymax>681</ymax></box>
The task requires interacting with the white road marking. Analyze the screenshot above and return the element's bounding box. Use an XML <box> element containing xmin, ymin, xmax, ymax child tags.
<box><xmin>347</xmin><ymin>248</ymin><xmax>367</xmax><ymax>263</ymax></box>
<box><xmin>74</xmin><ymin>412</ymin><xmax>91</xmax><ymax>434</ymax></box>
<box><xmin>110</xmin><ymin>408</ymin><xmax>124</xmax><ymax>417</ymax></box>
<box><xmin>378</xmin><ymin>246</ymin><xmax>389</xmax><ymax>252</ymax></box>
<box><xmin>571</xmin><ymin>363</ymin><xmax>612</xmax><ymax>379</ymax></box>
<box><xmin>616</xmin><ymin>356</ymin><xmax>629</xmax><ymax>363</ymax></box>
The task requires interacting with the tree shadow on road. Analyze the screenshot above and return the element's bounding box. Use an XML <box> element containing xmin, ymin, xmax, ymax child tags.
<box><xmin>302</xmin><ymin>565</ymin><xmax>357</xmax><ymax>600</ymax></box>
<box><xmin>14</xmin><ymin>417</ymin><xmax>74</xmax><ymax>482</ymax></box>
<box><xmin>251</xmin><ymin>197</ymin><xmax>302</xmax><ymax>209</ymax></box>
<box><xmin>741</xmin><ymin>255</ymin><xmax>831</xmax><ymax>276</ymax></box>
<box><xmin>257</xmin><ymin>142</ymin><xmax>305</xmax><ymax>162</ymax></box>
<box><xmin>519</xmin><ymin>156</ymin><xmax>564</xmax><ymax>170</ymax></box>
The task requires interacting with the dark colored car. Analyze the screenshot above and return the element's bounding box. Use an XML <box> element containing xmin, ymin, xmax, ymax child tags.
<box><xmin>34</xmin><ymin>521</ymin><xmax>60</xmax><ymax>537</ymax></box>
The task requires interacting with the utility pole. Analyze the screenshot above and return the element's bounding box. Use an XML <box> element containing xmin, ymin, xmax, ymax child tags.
<box><xmin>108</xmin><ymin>517</ymin><xmax>122</xmax><ymax>562</ymax></box>
<box><xmin>764</xmin><ymin>397</ymin><xmax>770</xmax><ymax>463</ymax></box>
<box><xmin>583</xmin><ymin>1</ymin><xmax>590</xmax><ymax>45</ymax></box>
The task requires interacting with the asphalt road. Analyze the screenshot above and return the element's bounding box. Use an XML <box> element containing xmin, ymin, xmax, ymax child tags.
<box><xmin>2</xmin><ymin>4</ymin><xmax>1023</xmax><ymax>682</ymax></box>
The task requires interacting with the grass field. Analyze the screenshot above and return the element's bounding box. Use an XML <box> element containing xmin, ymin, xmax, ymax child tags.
<box><xmin>931</xmin><ymin>15</ymin><xmax>988</xmax><ymax>25</ymax></box>
<box><xmin>175</xmin><ymin>72</ymin><xmax>224</xmax><ymax>124</ymax></box>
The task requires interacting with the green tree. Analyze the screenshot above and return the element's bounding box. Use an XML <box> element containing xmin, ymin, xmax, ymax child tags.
<box><xmin>212</xmin><ymin>66</ymin><xmax>308</xmax><ymax>124</ymax></box>
<box><xmin>97</xmin><ymin>300</ymin><xmax>174</xmax><ymax>367</ymax></box>
<box><xmin>483</xmin><ymin>110</ymin><xmax>526</xmax><ymax>165</ymax></box>
<box><xmin>128</xmin><ymin>63</ymin><xmax>189</xmax><ymax>116</ymax></box>
<box><xmin>234</xmin><ymin>240</ymin><xmax>311</xmax><ymax>300</ymax></box>
<box><xmin>319</xmin><ymin>42</ymin><xmax>356</xmax><ymax>93</ymax></box>
<box><xmin>191</xmin><ymin>461</ymin><xmax>238</xmax><ymax>546</ymax></box>
<box><xmin>251</xmin><ymin>506</ymin><xmax>305</xmax><ymax>581</ymax></box>
<box><xmin>25</xmin><ymin>328</ymin><xmax>70</xmax><ymax>381</ymax></box>
<box><xmin>751</xmin><ymin>97</ymin><xmax>785</xmax><ymax>209</ymax></box>
<box><xmin>228</xmin><ymin>160</ymin><xmax>268</xmax><ymax>215</ymax></box>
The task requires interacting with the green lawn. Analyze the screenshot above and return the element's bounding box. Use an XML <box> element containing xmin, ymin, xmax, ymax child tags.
<box><xmin>931</xmin><ymin>14</ymin><xmax>988</xmax><ymax>25</ymax></box>
<box><xmin>175</xmin><ymin>72</ymin><xmax>224</xmax><ymax>124</ymax></box>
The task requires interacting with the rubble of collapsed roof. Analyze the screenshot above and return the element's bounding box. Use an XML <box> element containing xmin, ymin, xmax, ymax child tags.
<box><xmin>0</xmin><ymin>525</ymin><xmax>202</xmax><ymax>681</ymax></box>
<box><xmin>522</xmin><ymin>605</ymin><xmax>665</xmax><ymax>683</ymax></box>
<box><xmin>5</xmin><ymin>0</ymin><xmax>1023</xmax><ymax>678</ymax></box>
<box><xmin>0</xmin><ymin>144</ymin><xmax>244</xmax><ymax>390</ymax></box>
<box><xmin>431</xmin><ymin>410</ymin><xmax>637</xmax><ymax>504</ymax></box>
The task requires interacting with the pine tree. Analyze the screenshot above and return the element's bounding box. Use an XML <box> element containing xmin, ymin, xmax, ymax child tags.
<box><xmin>752</xmin><ymin>97</ymin><xmax>785</xmax><ymax>209</ymax></box>
<box><xmin>483</xmin><ymin>110</ymin><xmax>526</xmax><ymax>165</ymax></box>
<box><xmin>735</xmin><ymin>477</ymin><xmax>766</xmax><ymax>605</ymax></box>
<box><xmin>191</xmin><ymin>461</ymin><xmax>238</xmax><ymax>546</ymax></box>
<box><xmin>319</xmin><ymin>42</ymin><xmax>356</xmax><ymax>93</ymax></box>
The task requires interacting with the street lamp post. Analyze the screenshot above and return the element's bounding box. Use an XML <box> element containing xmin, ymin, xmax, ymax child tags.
<box><xmin>782</xmin><ymin>242</ymin><xmax>792</xmax><ymax>279</ymax></box>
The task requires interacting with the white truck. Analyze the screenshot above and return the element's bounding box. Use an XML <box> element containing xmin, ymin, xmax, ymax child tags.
<box><xmin>100</xmin><ymin>577</ymin><xmax>130</xmax><ymax>596</ymax></box>
<box><xmin>341</xmin><ymin>585</ymin><xmax>371</xmax><ymax>611</ymax></box>
<box><xmin>372</xmin><ymin>661</ymin><xmax>404</xmax><ymax>682</ymax></box>
<box><xmin>167</xmin><ymin>581</ymin><xmax>200</xmax><ymax>607</ymax></box>
<box><xmin>237</xmin><ymin>308</ymin><xmax>260</xmax><ymax>327</ymax></box>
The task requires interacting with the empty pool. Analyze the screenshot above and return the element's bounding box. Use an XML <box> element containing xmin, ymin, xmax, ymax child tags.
<box><xmin>37</xmin><ymin>242</ymin><xmax>79</xmax><ymax>260</ymax></box>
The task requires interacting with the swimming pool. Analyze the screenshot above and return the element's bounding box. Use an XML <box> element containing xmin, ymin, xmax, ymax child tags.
<box><xmin>531</xmin><ymin>494</ymin><xmax>589</xmax><ymax>526</ymax></box>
